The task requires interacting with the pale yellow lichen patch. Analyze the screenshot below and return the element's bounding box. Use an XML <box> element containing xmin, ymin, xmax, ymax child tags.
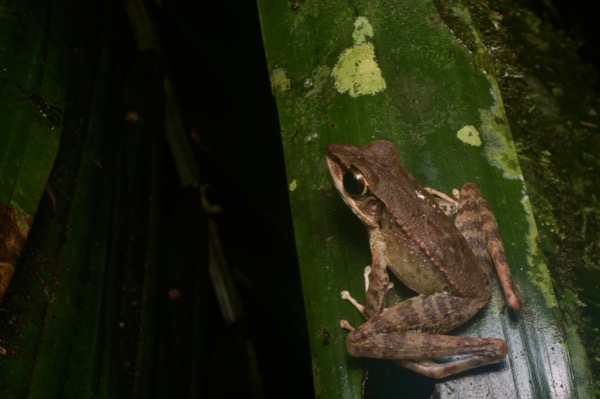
<box><xmin>479</xmin><ymin>90</ymin><xmax>522</xmax><ymax>179</ymax></box>
<box><xmin>352</xmin><ymin>16</ymin><xmax>374</xmax><ymax>45</ymax></box>
<box><xmin>456</xmin><ymin>125</ymin><xmax>482</xmax><ymax>146</ymax></box>
<box><xmin>331</xmin><ymin>42</ymin><xmax>386</xmax><ymax>98</ymax></box>
<box><xmin>270</xmin><ymin>68</ymin><xmax>291</xmax><ymax>95</ymax></box>
<box><xmin>289</xmin><ymin>179</ymin><xmax>297</xmax><ymax>192</ymax></box>
<box><xmin>521</xmin><ymin>193</ymin><xmax>557</xmax><ymax>308</ymax></box>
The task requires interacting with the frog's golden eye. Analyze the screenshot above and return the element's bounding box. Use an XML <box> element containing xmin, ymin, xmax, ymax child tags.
<box><xmin>343</xmin><ymin>166</ymin><xmax>369</xmax><ymax>197</ymax></box>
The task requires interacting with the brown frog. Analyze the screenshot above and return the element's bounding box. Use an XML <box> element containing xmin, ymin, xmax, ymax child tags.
<box><xmin>326</xmin><ymin>140</ymin><xmax>522</xmax><ymax>379</ymax></box>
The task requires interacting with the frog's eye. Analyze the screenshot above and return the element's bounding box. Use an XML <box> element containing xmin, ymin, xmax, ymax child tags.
<box><xmin>343</xmin><ymin>166</ymin><xmax>369</xmax><ymax>197</ymax></box>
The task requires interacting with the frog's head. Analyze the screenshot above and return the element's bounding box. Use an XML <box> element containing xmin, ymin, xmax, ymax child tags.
<box><xmin>326</xmin><ymin>141</ymin><xmax>398</xmax><ymax>229</ymax></box>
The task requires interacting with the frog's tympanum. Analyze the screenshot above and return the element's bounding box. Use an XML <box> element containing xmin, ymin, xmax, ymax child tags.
<box><xmin>326</xmin><ymin>140</ymin><xmax>522</xmax><ymax>379</ymax></box>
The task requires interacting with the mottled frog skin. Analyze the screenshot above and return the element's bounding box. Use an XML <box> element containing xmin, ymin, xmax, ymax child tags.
<box><xmin>326</xmin><ymin>140</ymin><xmax>522</xmax><ymax>379</ymax></box>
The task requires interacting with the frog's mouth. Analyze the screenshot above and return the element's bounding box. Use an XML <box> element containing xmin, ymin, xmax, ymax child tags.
<box><xmin>325</xmin><ymin>156</ymin><xmax>348</xmax><ymax>198</ymax></box>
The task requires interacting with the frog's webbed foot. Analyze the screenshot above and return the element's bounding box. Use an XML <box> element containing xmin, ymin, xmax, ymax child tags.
<box><xmin>424</xmin><ymin>187</ymin><xmax>459</xmax><ymax>216</ymax></box>
<box><xmin>397</xmin><ymin>352</ymin><xmax>507</xmax><ymax>380</ymax></box>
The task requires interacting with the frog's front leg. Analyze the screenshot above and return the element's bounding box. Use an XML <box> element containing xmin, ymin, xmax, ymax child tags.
<box><xmin>344</xmin><ymin>292</ymin><xmax>507</xmax><ymax>379</ymax></box>
<box><xmin>339</xmin><ymin>230</ymin><xmax>394</xmax><ymax>323</ymax></box>
<box><xmin>359</xmin><ymin>229</ymin><xmax>392</xmax><ymax>319</ymax></box>
<box><xmin>341</xmin><ymin>265</ymin><xmax>395</xmax><ymax>318</ymax></box>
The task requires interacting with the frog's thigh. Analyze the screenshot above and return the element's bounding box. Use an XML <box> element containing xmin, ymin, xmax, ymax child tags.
<box><xmin>355</xmin><ymin>292</ymin><xmax>487</xmax><ymax>336</ymax></box>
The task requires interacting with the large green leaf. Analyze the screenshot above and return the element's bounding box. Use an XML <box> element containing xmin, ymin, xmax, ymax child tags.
<box><xmin>0</xmin><ymin>0</ymin><xmax>67</xmax><ymax>303</ymax></box>
<box><xmin>257</xmin><ymin>0</ymin><xmax>593</xmax><ymax>397</ymax></box>
<box><xmin>0</xmin><ymin>1</ymin><xmax>161</xmax><ymax>397</ymax></box>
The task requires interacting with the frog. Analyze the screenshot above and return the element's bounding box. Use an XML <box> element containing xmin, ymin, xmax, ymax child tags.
<box><xmin>325</xmin><ymin>140</ymin><xmax>522</xmax><ymax>379</ymax></box>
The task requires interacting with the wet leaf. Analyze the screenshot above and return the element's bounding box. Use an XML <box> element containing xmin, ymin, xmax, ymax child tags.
<box><xmin>257</xmin><ymin>0</ymin><xmax>594</xmax><ymax>397</ymax></box>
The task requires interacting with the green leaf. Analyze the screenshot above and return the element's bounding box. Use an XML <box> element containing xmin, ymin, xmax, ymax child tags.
<box><xmin>257</xmin><ymin>0</ymin><xmax>593</xmax><ymax>397</ymax></box>
<box><xmin>0</xmin><ymin>0</ymin><xmax>67</xmax><ymax>302</ymax></box>
<box><xmin>0</xmin><ymin>1</ymin><xmax>136</xmax><ymax>397</ymax></box>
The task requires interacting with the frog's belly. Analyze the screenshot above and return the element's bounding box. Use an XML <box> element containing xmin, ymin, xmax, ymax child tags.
<box><xmin>384</xmin><ymin>231</ymin><xmax>450</xmax><ymax>295</ymax></box>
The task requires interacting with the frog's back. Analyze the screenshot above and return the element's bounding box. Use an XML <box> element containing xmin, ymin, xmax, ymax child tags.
<box><xmin>362</xmin><ymin>144</ymin><xmax>489</xmax><ymax>299</ymax></box>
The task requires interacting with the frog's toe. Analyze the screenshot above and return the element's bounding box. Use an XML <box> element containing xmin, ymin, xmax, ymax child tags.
<box><xmin>340</xmin><ymin>319</ymin><xmax>355</xmax><ymax>331</ymax></box>
<box><xmin>341</xmin><ymin>290</ymin><xmax>365</xmax><ymax>315</ymax></box>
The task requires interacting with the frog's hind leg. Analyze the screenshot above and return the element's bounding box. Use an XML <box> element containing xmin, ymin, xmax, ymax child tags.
<box><xmin>344</xmin><ymin>292</ymin><xmax>506</xmax><ymax>379</ymax></box>
<box><xmin>456</xmin><ymin>183</ymin><xmax>523</xmax><ymax>311</ymax></box>
<box><xmin>395</xmin><ymin>336</ymin><xmax>508</xmax><ymax>379</ymax></box>
<box><xmin>347</xmin><ymin>327</ymin><xmax>507</xmax><ymax>379</ymax></box>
